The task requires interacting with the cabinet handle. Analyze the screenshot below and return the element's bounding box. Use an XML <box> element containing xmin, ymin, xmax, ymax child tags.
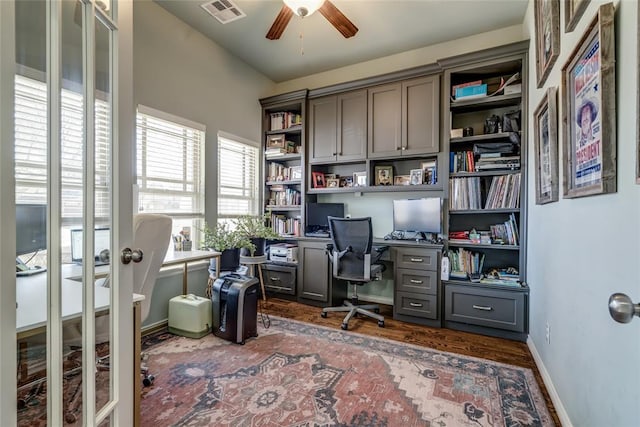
<box><xmin>472</xmin><ymin>305</ymin><xmax>493</xmax><ymax>311</ymax></box>
<box><xmin>332</xmin><ymin>152</ymin><xmax>337</xmax><ymax>156</ymax></box>
<box><xmin>409</xmin><ymin>258</ymin><xmax>423</xmax><ymax>262</ymax></box>
<box><xmin>409</xmin><ymin>279</ymin><xmax>423</xmax><ymax>284</ymax></box>
<box><xmin>409</xmin><ymin>302</ymin><xmax>423</xmax><ymax>307</ymax></box>
<box><xmin>401</xmin><ymin>146</ymin><xmax>406</xmax><ymax>150</ymax></box>
<box><xmin>396</xmin><ymin>146</ymin><xmax>401</xmax><ymax>150</ymax></box>
<box><xmin>270</xmin><ymin>277</ymin><xmax>281</xmax><ymax>281</ymax></box>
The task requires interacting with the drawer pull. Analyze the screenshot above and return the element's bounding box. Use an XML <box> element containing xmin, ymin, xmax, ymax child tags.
<box><xmin>409</xmin><ymin>258</ymin><xmax>423</xmax><ymax>263</ymax></box>
<box><xmin>472</xmin><ymin>305</ymin><xmax>493</xmax><ymax>311</ymax></box>
<box><xmin>267</xmin><ymin>285</ymin><xmax>292</xmax><ymax>291</ymax></box>
<box><xmin>409</xmin><ymin>279</ymin><xmax>423</xmax><ymax>284</ymax></box>
<box><xmin>270</xmin><ymin>277</ymin><xmax>281</xmax><ymax>281</ymax></box>
<box><xmin>409</xmin><ymin>302</ymin><xmax>423</xmax><ymax>307</ymax></box>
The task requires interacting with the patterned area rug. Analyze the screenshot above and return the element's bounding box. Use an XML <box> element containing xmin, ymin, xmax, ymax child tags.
<box><xmin>141</xmin><ymin>316</ymin><xmax>553</xmax><ymax>426</ymax></box>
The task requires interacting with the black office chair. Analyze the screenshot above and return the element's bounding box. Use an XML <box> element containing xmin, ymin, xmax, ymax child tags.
<box><xmin>321</xmin><ymin>216</ymin><xmax>388</xmax><ymax>330</ymax></box>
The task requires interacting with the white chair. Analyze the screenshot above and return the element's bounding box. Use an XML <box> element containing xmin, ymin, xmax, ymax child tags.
<box><xmin>131</xmin><ymin>213</ymin><xmax>172</xmax><ymax>385</ymax></box>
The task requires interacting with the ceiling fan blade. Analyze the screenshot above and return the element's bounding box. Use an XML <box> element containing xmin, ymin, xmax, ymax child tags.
<box><xmin>319</xmin><ymin>0</ymin><xmax>358</xmax><ymax>38</ymax></box>
<box><xmin>266</xmin><ymin>6</ymin><xmax>293</xmax><ymax>40</ymax></box>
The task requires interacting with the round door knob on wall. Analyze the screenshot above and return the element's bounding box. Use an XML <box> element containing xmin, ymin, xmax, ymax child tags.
<box><xmin>608</xmin><ymin>293</ymin><xmax>640</xmax><ymax>323</ymax></box>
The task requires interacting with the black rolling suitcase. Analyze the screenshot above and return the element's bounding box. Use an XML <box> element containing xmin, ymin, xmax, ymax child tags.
<box><xmin>211</xmin><ymin>274</ymin><xmax>259</xmax><ymax>344</ymax></box>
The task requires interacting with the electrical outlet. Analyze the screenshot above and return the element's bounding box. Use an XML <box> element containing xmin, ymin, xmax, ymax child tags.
<box><xmin>545</xmin><ymin>322</ymin><xmax>551</xmax><ymax>344</ymax></box>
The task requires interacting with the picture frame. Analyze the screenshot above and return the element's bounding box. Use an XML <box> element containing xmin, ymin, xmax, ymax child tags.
<box><xmin>535</xmin><ymin>0</ymin><xmax>560</xmax><ymax>88</ymax></box>
<box><xmin>324</xmin><ymin>173</ymin><xmax>337</xmax><ymax>180</ymax></box>
<box><xmin>409</xmin><ymin>168</ymin><xmax>423</xmax><ymax>185</ymax></box>
<box><xmin>266</xmin><ymin>134</ymin><xmax>285</xmax><ymax>149</ymax></box>
<box><xmin>374</xmin><ymin>166</ymin><xmax>393</xmax><ymax>186</ymax></box>
<box><xmin>326</xmin><ymin>178</ymin><xmax>340</xmax><ymax>188</ymax></box>
<box><xmin>353</xmin><ymin>171</ymin><xmax>367</xmax><ymax>187</ymax></box>
<box><xmin>340</xmin><ymin>176</ymin><xmax>353</xmax><ymax>187</ymax></box>
<box><xmin>394</xmin><ymin>175</ymin><xmax>410</xmax><ymax>186</ymax></box>
<box><xmin>533</xmin><ymin>87</ymin><xmax>559</xmax><ymax>204</ymax></box>
<box><xmin>564</xmin><ymin>0</ymin><xmax>590</xmax><ymax>33</ymax></box>
<box><xmin>420</xmin><ymin>160</ymin><xmax>437</xmax><ymax>184</ymax></box>
<box><xmin>561</xmin><ymin>3</ymin><xmax>616</xmax><ymax>198</ymax></box>
<box><xmin>311</xmin><ymin>171</ymin><xmax>326</xmax><ymax>188</ymax></box>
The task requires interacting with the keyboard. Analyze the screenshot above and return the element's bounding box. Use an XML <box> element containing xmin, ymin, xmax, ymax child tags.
<box><xmin>305</xmin><ymin>231</ymin><xmax>330</xmax><ymax>238</ymax></box>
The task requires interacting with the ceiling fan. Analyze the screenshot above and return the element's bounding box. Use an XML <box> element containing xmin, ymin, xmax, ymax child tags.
<box><xmin>266</xmin><ymin>0</ymin><xmax>358</xmax><ymax>40</ymax></box>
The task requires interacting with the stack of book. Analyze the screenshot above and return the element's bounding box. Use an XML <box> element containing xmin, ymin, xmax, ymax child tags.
<box><xmin>489</xmin><ymin>213</ymin><xmax>519</xmax><ymax>246</ymax></box>
<box><xmin>484</xmin><ymin>173</ymin><xmax>521</xmax><ymax>209</ymax></box>
<box><xmin>475</xmin><ymin>154</ymin><xmax>520</xmax><ymax>171</ymax></box>
<box><xmin>480</xmin><ymin>268</ymin><xmax>521</xmax><ymax>287</ymax></box>
<box><xmin>270</xmin><ymin>112</ymin><xmax>302</xmax><ymax>131</ymax></box>
<box><xmin>449</xmin><ymin>176</ymin><xmax>482</xmax><ymax>210</ymax></box>
<box><xmin>447</xmin><ymin>247</ymin><xmax>485</xmax><ymax>278</ymax></box>
<box><xmin>270</xmin><ymin>214</ymin><xmax>300</xmax><ymax>236</ymax></box>
<box><xmin>450</xmin><ymin>151</ymin><xmax>475</xmax><ymax>173</ymax></box>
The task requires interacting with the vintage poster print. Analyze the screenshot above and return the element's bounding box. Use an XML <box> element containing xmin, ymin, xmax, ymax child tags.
<box><xmin>539</xmin><ymin>107</ymin><xmax>552</xmax><ymax>195</ymax></box>
<box><xmin>571</xmin><ymin>38</ymin><xmax>601</xmax><ymax>188</ymax></box>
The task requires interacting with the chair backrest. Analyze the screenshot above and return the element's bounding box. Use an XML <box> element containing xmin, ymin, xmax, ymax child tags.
<box><xmin>328</xmin><ymin>216</ymin><xmax>373</xmax><ymax>281</ymax></box>
<box><xmin>133</xmin><ymin>213</ymin><xmax>172</xmax><ymax>322</ymax></box>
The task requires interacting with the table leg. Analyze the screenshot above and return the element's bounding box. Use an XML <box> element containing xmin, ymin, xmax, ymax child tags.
<box><xmin>257</xmin><ymin>264</ymin><xmax>267</xmax><ymax>302</ymax></box>
<box><xmin>133</xmin><ymin>301</ymin><xmax>141</xmax><ymax>427</ymax></box>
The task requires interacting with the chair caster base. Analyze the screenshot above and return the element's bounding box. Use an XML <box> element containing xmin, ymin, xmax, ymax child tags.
<box><xmin>142</xmin><ymin>374</ymin><xmax>155</xmax><ymax>387</ymax></box>
<box><xmin>321</xmin><ymin>312</ymin><xmax>327</xmax><ymax>318</ymax></box>
<box><xmin>378</xmin><ymin>320</ymin><xmax>385</xmax><ymax>327</ymax></box>
<box><xmin>341</xmin><ymin>323</ymin><xmax>348</xmax><ymax>330</ymax></box>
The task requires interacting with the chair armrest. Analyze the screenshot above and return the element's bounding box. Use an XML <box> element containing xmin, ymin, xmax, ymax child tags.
<box><xmin>372</xmin><ymin>245</ymin><xmax>389</xmax><ymax>264</ymax></box>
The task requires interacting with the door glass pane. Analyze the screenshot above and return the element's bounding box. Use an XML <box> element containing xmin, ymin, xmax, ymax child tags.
<box><xmin>94</xmin><ymin>13</ymin><xmax>113</xmax><ymax>413</ymax></box>
<box><xmin>61</xmin><ymin>0</ymin><xmax>86</xmax><ymax>424</ymax></box>
<box><xmin>15</xmin><ymin>0</ymin><xmax>48</xmax><ymax>424</ymax></box>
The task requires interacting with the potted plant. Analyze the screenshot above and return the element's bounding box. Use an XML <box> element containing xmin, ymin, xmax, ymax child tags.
<box><xmin>235</xmin><ymin>213</ymin><xmax>282</xmax><ymax>256</ymax></box>
<box><xmin>201</xmin><ymin>221</ymin><xmax>254</xmax><ymax>272</ymax></box>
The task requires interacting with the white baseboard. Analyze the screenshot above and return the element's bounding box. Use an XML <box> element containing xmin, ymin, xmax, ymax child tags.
<box><xmin>527</xmin><ymin>337</ymin><xmax>573</xmax><ymax>427</ymax></box>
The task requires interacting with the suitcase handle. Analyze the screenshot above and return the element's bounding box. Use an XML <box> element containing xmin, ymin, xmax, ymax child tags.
<box><xmin>182</xmin><ymin>293</ymin><xmax>197</xmax><ymax>300</ymax></box>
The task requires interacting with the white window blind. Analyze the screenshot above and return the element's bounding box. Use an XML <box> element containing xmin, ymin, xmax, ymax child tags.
<box><xmin>136</xmin><ymin>106</ymin><xmax>205</xmax><ymax>220</ymax></box>
<box><xmin>217</xmin><ymin>132</ymin><xmax>259</xmax><ymax>220</ymax></box>
<box><xmin>14</xmin><ymin>74</ymin><xmax>111</xmax><ymax>220</ymax></box>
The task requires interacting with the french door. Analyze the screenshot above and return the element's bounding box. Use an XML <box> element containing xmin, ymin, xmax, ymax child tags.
<box><xmin>1</xmin><ymin>0</ymin><xmax>134</xmax><ymax>425</ymax></box>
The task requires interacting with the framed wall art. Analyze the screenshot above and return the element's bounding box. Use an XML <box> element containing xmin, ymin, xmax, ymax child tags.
<box><xmin>561</xmin><ymin>3</ymin><xmax>616</xmax><ymax>198</ymax></box>
<box><xmin>533</xmin><ymin>87</ymin><xmax>559</xmax><ymax>204</ymax></box>
<box><xmin>565</xmin><ymin>0</ymin><xmax>591</xmax><ymax>33</ymax></box>
<box><xmin>535</xmin><ymin>0</ymin><xmax>560</xmax><ymax>87</ymax></box>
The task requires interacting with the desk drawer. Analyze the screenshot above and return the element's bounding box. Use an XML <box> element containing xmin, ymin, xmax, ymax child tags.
<box><xmin>396</xmin><ymin>269</ymin><xmax>437</xmax><ymax>295</ymax></box>
<box><xmin>444</xmin><ymin>285</ymin><xmax>525</xmax><ymax>332</ymax></box>
<box><xmin>262</xmin><ymin>264</ymin><xmax>296</xmax><ymax>295</ymax></box>
<box><xmin>395</xmin><ymin>292</ymin><xmax>438</xmax><ymax>319</ymax></box>
<box><xmin>395</xmin><ymin>248</ymin><xmax>438</xmax><ymax>271</ymax></box>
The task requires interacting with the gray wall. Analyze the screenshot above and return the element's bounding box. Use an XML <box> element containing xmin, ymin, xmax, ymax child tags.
<box><xmin>524</xmin><ymin>1</ymin><xmax>640</xmax><ymax>426</ymax></box>
<box><xmin>133</xmin><ymin>0</ymin><xmax>274</xmax><ymax>324</ymax></box>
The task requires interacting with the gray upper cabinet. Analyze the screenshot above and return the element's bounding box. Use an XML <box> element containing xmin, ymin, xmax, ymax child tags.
<box><xmin>367</xmin><ymin>83</ymin><xmax>402</xmax><ymax>158</ymax></box>
<box><xmin>308</xmin><ymin>90</ymin><xmax>367</xmax><ymax>164</ymax></box>
<box><xmin>368</xmin><ymin>75</ymin><xmax>440</xmax><ymax>158</ymax></box>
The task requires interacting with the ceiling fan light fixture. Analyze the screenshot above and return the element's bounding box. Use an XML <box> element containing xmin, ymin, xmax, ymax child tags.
<box><xmin>283</xmin><ymin>0</ymin><xmax>325</xmax><ymax>17</ymax></box>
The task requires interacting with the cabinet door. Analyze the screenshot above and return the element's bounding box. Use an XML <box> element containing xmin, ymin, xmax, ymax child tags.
<box><xmin>337</xmin><ymin>90</ymin><xmax>367</xmax><ymax>162</ymax></box>
<box><xmin>298</xmin><ymin>241</ymin><xmax>331</xmax><ymax>302</ymax></box>
<box><xmin>367</xmin><ymin>83</ymin><xmax>402</xmax><ymax>158</ymax></box>
<box><xmin>308</xmin><ymin>96</ymin><xmax>337</xmax><ymax>164</ymax></box>
<box><xmin>402</xmin><ymin>75</ymin><xmax>440</xmax><ymax>155</ymax></box>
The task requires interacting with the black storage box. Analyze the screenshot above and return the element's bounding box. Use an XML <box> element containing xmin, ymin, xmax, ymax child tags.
<box><xmin>211</xmin><ymin>274</ymin><xmax>259</xmax><ymax>344</ymax></box>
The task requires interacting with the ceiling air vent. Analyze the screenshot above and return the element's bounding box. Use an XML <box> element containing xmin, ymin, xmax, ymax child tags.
<box><xmin>201</xmin><ymin>0</ymin><xmax>246</xmax><ymax>24</ymax></box>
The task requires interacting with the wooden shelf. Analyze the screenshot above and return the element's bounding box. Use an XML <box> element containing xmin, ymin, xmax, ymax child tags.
<box><xmin>450</xmin><ymin>132</ymin><xmax>515</xmax><ymax>144</ymax></box>
<box><xmin>447</xmin><ymin>242</ymin><xmax>519</xmax><ymax>250</ymax></box>
<box><xmin>449</xmin><ymin>208</ymin><xmax>519</xmax><ymax>215</ymax></box>
<box><xmin>443</xmin><ymin>279</ymin><xmax>528</xmax><ymax>292</ymax></box>
<box><xmin>266</xmin><ymin>205</ymin><xmax>301</xmax><ymax>211</ymax></box>
<box><xmin>449</xmin><ymin>169</ymin><xmax>520</xmax><ymax>178</ymax></box>
<box><xmin>266</xmin><ymin>180</ymin><xmax>301</xmax><ymax>186</ymax></box>
<box><xmin>265</xmin><ymin>153</ymin><xmax>301</xmax><ymax>161</ymax></box>
<box><xmin>450</xmin><ymin>93</ymin><xmax>521</xmax><ymax>112</ymax></box>
<box><xmin>266</xmin><ymin>125</ymin><xmax>302</xmax><ymax>135</ymax></box>
<box><xmin>307</xmin><ymin>183</ymin><xmax>443</xmax><ymax>194</ymax></box>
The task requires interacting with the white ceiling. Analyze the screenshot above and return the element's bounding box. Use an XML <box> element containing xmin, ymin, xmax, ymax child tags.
<box><xmin>154</xmin><ymin>0</ymin><xmax>528</xmax><ymax>83</ymax></box>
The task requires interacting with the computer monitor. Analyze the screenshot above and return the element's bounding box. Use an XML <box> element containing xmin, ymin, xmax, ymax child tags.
<box><xmin>393</xmin><ymin>198</ymin><xmax>442</xmax><ymax>235</ymax></box>
<box><xmin>70</xmin><ymin>227</ymin><xmax>111</xmax><ymax>265</ymax></box>
<box><xmin>16</xmin><ymin>204</ymin><xmax>47</xmax><ymax>256</ymax></box>
<box><xmin>305</xmin><ymin>202</ymin><xmax>344</xmax><ymax>232</ymax></box>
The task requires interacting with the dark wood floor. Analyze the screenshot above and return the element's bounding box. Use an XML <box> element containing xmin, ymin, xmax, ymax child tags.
<box><xmin>261</xmin><ymin>297</ymin><xmax>560</xmax><ymax>426</ymax></box>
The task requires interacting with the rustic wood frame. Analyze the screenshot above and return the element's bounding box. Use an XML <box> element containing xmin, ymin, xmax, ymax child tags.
<box><xmin>564</xmin><ymin>0</ymin><xmax>591</xmax><ymax>32</ymax></box>
<box><xmin>535</xmin><ymin>0</ymin><xmax>560</xmax><ymax>87</ymax></box>
<box><xmin>561</xmin><ymin>3</ymin><xmax>616</xmax><ymax>198</ymax></box>
<box><xmin>533</xmin><ymin>87</ymin><xmax>559</xmax><ymax>204</ymax></box>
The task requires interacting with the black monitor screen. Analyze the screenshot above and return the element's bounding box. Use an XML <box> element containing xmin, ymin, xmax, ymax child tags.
<box><xmin>306</xmin><ymin>203</ymin><xmax>344</xmax><ymax>231</ymax></box>
<box><xmin>16</xmin><ymin>204</ymin><xmax>47</xmax><ymax>256</ymax></box>
<box><xmin>393</xmin><ymin>198</ymin><xmax>442</xmax><ymax>233</ymax></box>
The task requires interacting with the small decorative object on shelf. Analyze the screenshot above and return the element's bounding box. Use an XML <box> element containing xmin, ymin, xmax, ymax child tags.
<box><xmin>353</xmin><ymin>171</ymin><xmax>367</xmax><ymax>187</ymax></box>
<box><xmin>394</xmin><ymin>175</ymin><xmax>410</xmax><ymax>186</ymax></box>
<box><xmin>409</xmin><ymin>169</ymin><xmax>423</xmax><ymax>185</ymax></box>
<box><xmin>311</xmin><ymin>171</ymin><xmax>325</xmax><ymax>188</ymax></box>
<box><xmin>374</xmin><ymin>165</ymin><xmax>393</xmax><ymax>186</ymax></box>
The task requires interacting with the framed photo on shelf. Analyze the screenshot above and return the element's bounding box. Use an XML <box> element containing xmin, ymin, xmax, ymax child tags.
<box><xmin>565</xmin><ymin>0</ymin><xmax>590</xmax><ymax>33</ymax></box>
<box><xmin>324</xmin><ymin>173</ymin><xmax>337</xmax><ymax>180</ymax></box>
<box><xmin>326</xmin><ymin>178</ymin><xmax>340</xmax><ymax>188</ymax></box>
<box><xmin>535</xmin><ymin>0</ymin><xmax>560</xmax><ymax>88</ymax></box>
<box><xmin>266</xmin><ymin>134</ymin><xmax>285</xmax><ymax>149</ymax></box>
<box><xmin>421</xmin><ymin>160</ymin><xmax>437</xmax><ymax>184</ymax></box>
<box><xmin>394</xmin><ymin>175</ymin><xmax>410</xmax><ymax>186</ymax></box>
<box><xmin>353</xmin><ymin>171</ymin><xmax>367</xmax><ymax>187</ymax></box>
<box><xmin>561</xmin><ymin>3</ymin><xmax>616</xmax><ymax>198</ymax></box>
<box><xmin>533</xmin><ymin>87</ymin><xmax>559</xmax><ymax>204</ymax></box>
<box><xmin>340</xmin><ymin>176</ymin><xmax>353</xmax><ymax>187</ymax></box>
<box><xmin>374</xmin><ymin>166</ymin><xmax>393</xmax><ymax>186</ymax></box>
<box><xmin>410</xmin><ymin>169</ymin><xmax>423</xmax><ymax>185</ymax></box>
<box><xmin>311</xmin><ymin>171</ymin><xmax>326</xmax><ymax>188</ymax></box>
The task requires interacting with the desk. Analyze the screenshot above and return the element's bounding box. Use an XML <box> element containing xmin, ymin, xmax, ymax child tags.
<box><xmin>162</xmin><ymin>250</ymin><xmax>221</xmax><ymax>295</ymax></box>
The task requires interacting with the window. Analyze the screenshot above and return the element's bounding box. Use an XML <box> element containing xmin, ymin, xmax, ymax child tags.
<box><xmin>136</xmin><ymin>106</ymin><xmax>205</xmax><ymax>243</ymax></box>
<box><xmin>217</xmin><ymin>132</ymin><xmax>260</xmax><ymax>224</ymax></box>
